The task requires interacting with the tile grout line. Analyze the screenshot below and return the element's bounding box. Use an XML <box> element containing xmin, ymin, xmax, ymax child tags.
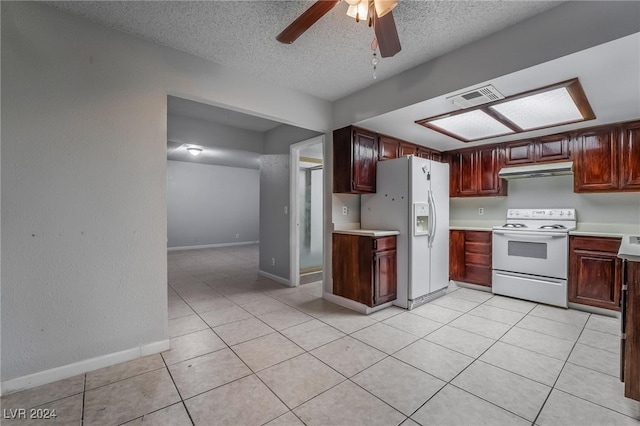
<box><xmin>530</xmin><ymin>312</ymin><xmax>591</xmax><ymax>425</ymax></box>
<box><xmin>160</xmin><ymin>339</ymin><xmax>196</xmax><ymax>426</ymax></box>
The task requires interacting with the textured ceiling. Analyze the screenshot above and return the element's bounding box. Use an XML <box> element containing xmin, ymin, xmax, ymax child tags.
<box><xmin>47</xmin><ymin>1</ymin><xmax>563</xmax><ymax>102</ymax></box>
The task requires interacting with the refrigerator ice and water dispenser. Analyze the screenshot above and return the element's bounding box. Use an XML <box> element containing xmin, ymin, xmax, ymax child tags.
<box><xmin>414</xmin><ymin>202</ymin><xmax>430</xmax><ymax>236</ymax></box>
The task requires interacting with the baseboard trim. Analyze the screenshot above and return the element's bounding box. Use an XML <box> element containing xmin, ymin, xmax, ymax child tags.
<box><xmin>168</xmin><ymin>241</ymin><xmax>259</xmax><ymax>252</ymax></box>
<box><xmin>258</xmin><ymin>270</ymin><xmax>290</xmax><ymax>286</ymax></box>
<box><xmin>323</xmin><ymin>292</ymin><xmax>368</xmax><ymax>314</ymax></box>
<box><xmin>1</xmin><ymin>339</ymin><xmax>170</xmax><ymax>396</ymax></box>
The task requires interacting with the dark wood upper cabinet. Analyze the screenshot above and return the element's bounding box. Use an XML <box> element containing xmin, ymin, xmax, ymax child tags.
<box><xmin>417</xmin><ymin>147</ymin><xmax>432</xmax><ymax>160</ymax></box>
<box><xmin>333</xmin><ymin>126</ymin><xmax>378</xmax><ymax>194</ymax></box>
<box><xmin>399</xmin><ymin>142</ymin><xmax>418</xmax><ymax>157</ymax></box>
<box><xmin>620</xmin><ymin>121</ymin><xmax>640</xmax><ymax>190</ymax></box>
<box><xmin>378</xmin><ymin>135</ymin><xmax>400</xmax><ymax>161</ymax></box>
<box><xmin>477</xmin><ymin>147</ymin><xmax>504</xmax><ymax>195</ymax></box>
<box><xmin>504</xmin><ymin>141</ymin><xmax>535</xmax><ymax>165</ymax></box>
<box><xmin>574</xmin><ymin>128</ymin><xmax>619</xmax><ymax>192</ymax></box>
<box><xmin>504</xmin><ymin>135</ymin><xmax>570</xmax><ymax>166</ymax></box>
<box><xmin>450</xmin><ymin>146</ymin><xmax>507</xmax><ymax>197</ymax></box>
<box><xmin>536</xmin><ymin>134</ymin><xmax>571</xmax><ymax>162</ymax></box>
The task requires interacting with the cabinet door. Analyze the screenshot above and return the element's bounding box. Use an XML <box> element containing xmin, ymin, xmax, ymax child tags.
<box><xmin>456</xmin><ymin>151</ymin><xmax>477</xmax><ymax>196</ymax></box>
<box><xmin>431</xmin><ymin>151</ymin><xmax>443</xmax><ymax>162</ymax></box>
<box><xmin>569</xmin><ymin>236</ymin><xmax>621</xmax><ymax>310</ymax></box>
<box><xmin>352</xmin><ymin>128</ymin><xmax>378</xmax><ymax>193</ymax></box>
<box><xmin>504</xmin><ymin>141</ymin><xmax>535</xmax><ymax>165</ymax></box>
<box><xmin>378</xmin><ymin>136</ymin><xmax>400</xmax><ymax>161</ymax></box>
<box><xmin>477</xmin><ymin>147</ymin><xmax>506</xmax><ymax>196</ymax></box>
<box><xmin>373</xmin><ymin>249</ymin><xmax>397</xmax><ymax>306</ymax></box>
<box><xmin>620</xmin><ymin>122</ymin><xmax>640</xmax><ymax>190</ymax></box>
<box><xmin>417</xmin><ymin>147</ymin><xmax>431</xmax><ymax>160</ymax></box>
<box><xmin>536</xmin><ymin>134</ymin><xmax>571</xmax><ymax>162</ymax></box>
<box><xmin>575</xmin><ymin>128</ymin><xmax>619</xmax><ymax>192</ymax></box>
<box><xmin>399</xmin><ymin>142</ymin><xmax>417</xmax><ymax>157</ymax></box>
<box><xmin>449</xmin><ymin>230</ymin><xmax>465</xmax><ymax>281</ymax></box>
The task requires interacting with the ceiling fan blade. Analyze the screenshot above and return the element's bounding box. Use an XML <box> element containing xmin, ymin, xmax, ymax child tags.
<box><xmin>276</xmin><ymin>0</ymin><xmax>340</xmax><ymax>44</ymax></box>
<box><xmin>373</xmin><ymin>9</ymin><xmax>401</xmax><ymax>58</ymax></box>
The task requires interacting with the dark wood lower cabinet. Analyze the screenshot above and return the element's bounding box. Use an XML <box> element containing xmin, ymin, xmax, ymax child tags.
<box><xmin>623</xmin><ymin>260</ymin><xmax>640</xmax><ymax>401</ymax></box>
<box><xmin>569</xmin><ymin>236</ymin><xmax>622</xmax><ymax>311</ymax></box>
<box><xmin>332</xmin><ymin>233</ymin><xmax>397</xmax><ymax>307</ymax></box>
<box><xmin>449</xmin><ymin>230</ymin><xmax>492</xmax><ymax>287</ymax></box>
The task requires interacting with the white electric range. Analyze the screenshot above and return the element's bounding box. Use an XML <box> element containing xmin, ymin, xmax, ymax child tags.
<box><xmin>492</xmin><ymin>208</ymin><xmax>576</xmax><ymax>308</ymax></box>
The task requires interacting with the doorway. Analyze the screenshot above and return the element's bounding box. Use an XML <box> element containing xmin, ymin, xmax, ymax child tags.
<box><xmin>290</xmin><ymin>136</ymin><xmax>324</xmax><ymax>287</ymax></box>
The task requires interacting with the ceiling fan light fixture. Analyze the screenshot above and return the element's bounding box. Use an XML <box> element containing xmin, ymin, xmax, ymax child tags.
<box><xmin>346</xmin><ymin>0</ymin><xmax>369</xmax><ymax>21</ymax></box>
<box><xmin>373</xmin><ymin>0</ymin><xmax>397</xmax><ymax>18</ymax></box>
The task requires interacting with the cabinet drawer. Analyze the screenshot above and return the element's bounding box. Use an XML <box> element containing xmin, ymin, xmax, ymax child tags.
<box><xmin>465</xmin><ymin>241</ymin><xmax>491</xmax><ymax>255</ymax></box>
<box><xmin>571</xmin><ymin>236</ymin><xmax>620</xmax><ymax>252</ymax></box>
<box><xmin>465</xmin><ymin>252</ymin><xmax>491</xmax><ymax>267</ymax></box>
<box><xmin>373</xmin><ymin>236</ymin><xmax>397</xmax><ymax>251</ymax></box>
<box><xmin>464</xmin><ymin>231</ymin><xmax>492</xmax><ymax>244</ymax></box>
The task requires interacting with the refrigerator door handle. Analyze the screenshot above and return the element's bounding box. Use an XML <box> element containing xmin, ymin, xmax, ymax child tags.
<box><xmin>428</xmin><ymin>190</ymin><xmax>436</xmax><ymax>248</ymax></box>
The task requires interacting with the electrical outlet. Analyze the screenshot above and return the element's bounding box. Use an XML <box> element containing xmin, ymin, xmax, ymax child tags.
<box><xmin>284</xmin><ymin>206</ymin><xmax>288</xmax><ymax>215</ymax></box>
<box><xmin>271</xmin><ymin>258</ymin><xmax>276</xmax><ymax>266</ymax></box>
<box><xmin>235</xmin><ymin>233</ymin><xmax>239</xmax><ymax>239</ymax></box>
<box><xmin>342</xmin><ymin>206</ymin><xmax>349</xmax><ymax>216</ymax></box>
<box><xmin>478</xmin><ymin>207</ymin><xmax>484</xmax><ymax>215</ymax></box>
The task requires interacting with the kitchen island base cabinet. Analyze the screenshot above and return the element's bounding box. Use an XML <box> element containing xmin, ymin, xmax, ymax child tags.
<box><xmin>623</xmin><ymin>260</ymin><xmax>640</xmax><ymax>401</ymax></box>
<box><xmin>332</xmin><ymin>233</ymin><xmax>397</xmax><ymax>307</ymax></box>
<box><xmin>569</xmin><ymin>236</ymin><xmax>622</xmax><ymax>311</ymax></box>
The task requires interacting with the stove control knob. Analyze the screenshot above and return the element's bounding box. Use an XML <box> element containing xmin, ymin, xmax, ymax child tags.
<box><xmin>559</xmin><ymin>211</ymin><xmax>564</xmax><ymax>216</ymax></box>
<box><xmin>567</xmin><ymin>210</ymin><xmax>573</xmax><ymax>216</ymax></box>
<box><xmin>515</xmin><ymin>211</ymin><xmax>520</xmax><ymax>216</ymax></box>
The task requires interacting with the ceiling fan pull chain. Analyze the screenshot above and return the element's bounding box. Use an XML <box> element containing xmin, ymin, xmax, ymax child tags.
<box><xmin>372</xmin><ymin>51</ymin><xmax>378</xmax><ymax>79</ymax></box>
<box><xmin>371</xmin><ymin>37</ymin><xmax>379</xmax><ymax>80</ymax></box>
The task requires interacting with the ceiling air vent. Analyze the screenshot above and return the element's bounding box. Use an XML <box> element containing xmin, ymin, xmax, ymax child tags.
<box><xmin>447</xmin><ymin>85</ymin><xmax>505</xmax><ymax>109</ymax></box>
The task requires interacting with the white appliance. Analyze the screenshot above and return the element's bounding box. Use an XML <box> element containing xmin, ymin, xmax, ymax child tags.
<box><xmin>361</xmin><ymin>156</ymin><xmax>450</xmax><ymax>309</ymax></box>
<box><xmin>492</xmin><ymin>208</ymin><xmax>576</xmax><ymax>308</ymax></box>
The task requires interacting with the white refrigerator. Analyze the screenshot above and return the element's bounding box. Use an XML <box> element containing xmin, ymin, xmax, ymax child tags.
<box><xmin>361</xmin><ymin>156</ymin><xmax>449</xmax><ymax>309</ymax></box>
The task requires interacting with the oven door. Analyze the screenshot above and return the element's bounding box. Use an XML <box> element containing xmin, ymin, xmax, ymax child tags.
<box><xmin>492</xmin><ymin>230</ymin><xmax>568</xmax><ymax>279</ymax></box>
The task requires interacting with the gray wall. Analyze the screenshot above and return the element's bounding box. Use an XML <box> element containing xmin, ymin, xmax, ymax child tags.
<box><xmin>258</xmin><ymin>125</ymin><xmax>323</xmax><ymax>280</ymax></box>
<box><xmin>259</xmin><ymin>155</ymin><xmax>291</xmax><ymax>279</ymax></box>
<box><xmin>167</xmin><ymin>161</ymin><xmax>260</xmax><ymax>248</ymax></box>
<box><xmin>450</xmin><ymin>175</ymin><xmax>640</xmax><ymax>225</ymax></box>
<box><xmin>1</xmin><ymin>1</ymin><xmax>331</xmax><ymax>386</ymax></box>
<box><xmin>168</xmin><ymin>114</ymin><xmax>264</xmax><ymax>152</ymax></box>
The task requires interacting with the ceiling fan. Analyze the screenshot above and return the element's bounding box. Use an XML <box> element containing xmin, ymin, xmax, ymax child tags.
<box><xmin>276</xmin><ymin>0</ymin><xmax>401</xmax><ymax>58</ymax></box>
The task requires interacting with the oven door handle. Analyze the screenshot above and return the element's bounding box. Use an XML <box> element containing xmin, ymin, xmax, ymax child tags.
<box><xmin>493</xmin><ymin>231</ymin><xmax>567</xmax><ymax>238</ymax></box>
<box><xmin>493</xmin><ymin>270</ymin><xmax>565</xmax><ymax>285</ymax></box>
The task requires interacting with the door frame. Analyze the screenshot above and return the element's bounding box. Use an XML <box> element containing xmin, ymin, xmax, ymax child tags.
<box><xmin>289</xmin><ymin>135</ymin><xmax>325</xmax><ymax>287</ymax></box>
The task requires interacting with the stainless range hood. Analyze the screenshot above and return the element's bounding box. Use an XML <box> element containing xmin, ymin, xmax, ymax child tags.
<box><xmin>498</xmin><ymin>161</ymin><xmax>573</xmax><ymax>180</ymax></box>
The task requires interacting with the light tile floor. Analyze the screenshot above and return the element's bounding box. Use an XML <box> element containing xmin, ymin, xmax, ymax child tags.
<box><xmin>2</xmin><ymin>244</ymin><xmax>640</xmax><ymax>425</ymax></box>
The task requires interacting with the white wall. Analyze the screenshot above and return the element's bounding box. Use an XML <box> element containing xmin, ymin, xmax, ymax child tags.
<box><xmin>1</xmin><ymin>1</ymin><xmax>331</xmax><ymax>389</ymax></box>
<box><xmin>167</xmin><ymin>161</ymin><xmax>259</xmax><ymax>249</ymax></box>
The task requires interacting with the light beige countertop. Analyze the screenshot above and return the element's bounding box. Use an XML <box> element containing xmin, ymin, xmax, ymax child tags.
<box><xmin>449</xmin><ymin>220</ymin><xmax>503</xmax><ymax>231</ymax></box>
<box><xmin>570</xmin><ymin>223</ymin><xmax>640</xmax><ymax>238</ymax></box>
<box><xmin>333</xmin><ymin>229</ymin><xmax>400</xmax><ymax>237</ymax></box>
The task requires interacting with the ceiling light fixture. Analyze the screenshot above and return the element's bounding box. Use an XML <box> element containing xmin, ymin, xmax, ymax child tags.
<box><xmin>186</xmin><ymin>147</ymin><xmax>203</xmax><ymax>156</ymax></box>
<box><xmin>345</xmin><ymin>0</ymin><xmax>397</xmax><ymax>22</ymax></box>
<box><xmin>416</xmin><ymin>78</ymin><xmax>595</xmax><ymax>142</ymax></box>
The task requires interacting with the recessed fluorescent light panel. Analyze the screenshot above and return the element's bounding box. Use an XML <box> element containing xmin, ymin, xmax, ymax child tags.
<box><xmin>429</xmin><ymin>110</ymin><xmax>514</xmax><ymax>141</ymax></box>
<box><xmin>415</xmin><ymin>78</ymin><xmax>595</xmax><ymax>142</ymax></box>
<box><xmin>490</xmin><ymin>87</ymin><xmax>583</xmax><ymax>130</ymax></box>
